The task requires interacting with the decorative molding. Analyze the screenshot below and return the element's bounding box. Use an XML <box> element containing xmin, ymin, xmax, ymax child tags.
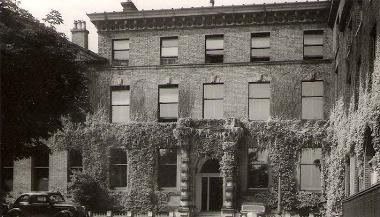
<box><xmin>89</xmin><ymin>6</ymin><xmax>329</xmax><ymax>32</ymax></box>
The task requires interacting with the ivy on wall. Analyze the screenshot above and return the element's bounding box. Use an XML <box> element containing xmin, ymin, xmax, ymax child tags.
<box><xmin>50</xmin><ymin>108</ymin><xmax>337</xmax><ymax>215</ymax></box>
<box><xmin>324</xmin><ymin>91</ymin><xmax>380</xmax><ymax>217</ymax></box>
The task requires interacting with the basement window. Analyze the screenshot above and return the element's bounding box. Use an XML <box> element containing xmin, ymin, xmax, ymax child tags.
<box><xmin>158</xmin><ymin>149</ymin><xmax>177</xmax><ymax>188</ymax></box>
<box><xmin>303</xmin><ymin>30</ymin><xmax>324</xmax><ymax>60</ymax></box>
<box><xmin>110</xmin><ymin>148</ymin><xmax>128</xmax><ymax>189</ymax></box>
<box><xmin>251</xmin><ymin>32</ymin><xmax>270</xmax><ymax>61</ymax></box>
<box><xmin>205</xmin><ymin>35</ymin><xmax>224</xmax><ymax>63</ymax></box>
<box><xmin>111</xmin><ymin>86</ymin><xmax>130</xmax><ymax>123</ymax></box>
<box><xmin>161</xmin><ymin>37</ymin><xmax>178</xmax><ymax>65</ymax></box>
<box><xmin>159</xmin><ymin>85</ymin><xmax>178</xmax><ymax>122</ymax></box>
<box><xmin>299</xmin><ymin>148</ymin><xmax>321</xmax><ymax>191</ymax></box>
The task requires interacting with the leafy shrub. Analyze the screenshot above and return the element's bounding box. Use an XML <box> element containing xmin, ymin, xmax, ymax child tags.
<box><xmin>296</xmin><ymin>191</ymin><xmax>321</xmax><ymax>216</ymax></box>
<box><xmin>68</xmin><ymin>171</ymin><xmax>115</xmax><ymax>212</ymax></box>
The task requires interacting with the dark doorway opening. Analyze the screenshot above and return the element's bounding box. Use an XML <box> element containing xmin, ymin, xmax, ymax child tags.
<box><xmin>200</xmin><ymin>159</ymin><xmax>223</xmax><ymax>212</ymax></box>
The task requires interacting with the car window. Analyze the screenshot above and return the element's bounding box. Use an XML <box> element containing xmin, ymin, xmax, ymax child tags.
<box><xmin>48</xmin><ymin>194</ymin><xmax>65</xmax><ymax>203</ymax></box>
<box><xmin>15</xmin><ymin>195</ymin><xmax>30</xmax><ymax>204</ymax></box>
<box><xmin>30</xmin><ymin>195</ymin><xmax>48</xmax><ymax>204</ymax></box>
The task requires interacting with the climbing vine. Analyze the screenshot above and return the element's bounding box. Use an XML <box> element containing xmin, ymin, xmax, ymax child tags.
<box><xmin>49</xmin><ymin>108</ymin><xmax>336</xmax><ymax>215</ymax></box>
<box><xmin>324</xmin><ymin>90</ymin><xmax>380</xmax><ymax>217</ymax></box>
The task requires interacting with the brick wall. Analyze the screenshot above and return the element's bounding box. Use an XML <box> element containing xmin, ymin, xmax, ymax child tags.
<box><xmin>334</xmin><ymin>0</ymin><xmax>380</xmax><ymax>198</ymax></box>
<box><xmin>97</xmin><ymin>23</ymin><xmax>332</xmax><ymax>66</ymax></box>
<box><xmin>49</xmin><ymin>150</ymin><xmax>68</xmax><ymax>193</ymax></box>
<box><xmin>90</xmin><ymin>61</ymin><xmax>332</xmax><ymax>122</ymax></box>
<box><xmin>13</xmin><ymin>158</ymin><xmax>32</xmax><ymax>194</ymax></box>
<box><xmin>92</xmin><ymin>21</ymin><xmax>333</xmax><ymax>122</ymax></box>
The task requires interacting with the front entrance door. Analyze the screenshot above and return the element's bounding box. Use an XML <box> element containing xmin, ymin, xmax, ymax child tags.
<box><xmin>196</xmin><ymin>158</ymin><xmax>224</xmax><ymax>212</ymax></box>
<box><xmin>201</xmin><ymin>176</ymin><xmax>223</xmax><ymax>211</ymax></box>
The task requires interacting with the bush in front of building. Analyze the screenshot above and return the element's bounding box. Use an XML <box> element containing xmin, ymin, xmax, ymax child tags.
<box><xmin>68</xmin><ymin>171</ymin><xmax>116</xmax><ymax>212</ymax></box>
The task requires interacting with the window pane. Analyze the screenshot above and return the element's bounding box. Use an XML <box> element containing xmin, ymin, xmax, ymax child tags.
<box><xmin>159</xmin><ymin>87</ymin><xmax>178</xmax><ymax>103</ymax></box>
<box><xmin>248</xmin><ymin>164</ymin><xmax>269</xmax><ymax>188</ymax></box>
<box><xmin>159</xmin><ymin>149</ymin><xmax>177</xmax><ymax>164</ymax></box>
<box><xmin>114</xmin><ymin>40</ymin><xmax>129</xmax><ymax>50</ymax></box>
<box><xmin>159</xmin><ymin>149</ymin><xmax>177</xmax><ymax>188</ymax></box>
<box><xmin>204</xmin><ymin>100</ymin><xmax>223</xmax><ymax>119</ymax></box>
<box><xmin>162</xmin><ymin>47</ymin><xmax>178</xmax><ymax>57</ymax></box>
<box><xmin>206</xmin><ymin>37</ymin><xmax>224</xmax><ymax>49</ymax></box>
<box><xmin>31</xmin><ymin>195</ymin><xmax>48</xmax><ymax>203</ymax></box>
<box><xmin>204</xmin><ymin>84</ymin><xmax>224</xmax><ymax>99</ymax></box>
<box><xmin>302</xmin><ymin>97</ymin><xmax>323</xmax><ymax>119</ymax></box>
<box><xmin>110</xmin><ymin>149</ymin><xmax>127</xmax><ymax>188</ymax></box>
<box><xmin>248</xmin><ymin>148</ymin><xmax>268</xmax><ymax>163</ymax></box>
<box><xmin>69</xmin><ymin>149</ymin><xmax>82</xmax><ymax>168</ymax></box>
<box><xmin>162</xmin><ymin>38</ymin><xmax>178</xmax><ymax>47</ymax></box>
<box><xmin>33</xmin><ymin>169</ymin><xmax>49</xmax><ymax>191</ymax></box>
<box><xmin>304</xmin><ymin>33</ymin><xmax>323</xmax><ymax>45</ymax></box>
<box><xmin>304</xmin><ymin>46</ymin><xmax>323</xmax><ymax>57</ymax></box>
<box><xmin>159</xmin><ymin>165</ymin><xmax>177</xmax><ymax>188</ymax></box>
<box><xmin>160</xmin><ymin>103</ymin><xmax>178</xmax><ymax>118</ymax></box>
<box><xmin>302</xmin><ymin>81</ymin><xmax>323</xmax><ymax>96</ymax></box>
<box><xmin>301</xmin><ymin>148</ymin><xmax>322</xmax><ymax>164</ymax></box>
<box><xmin>248</xmin><ymin>148</ymin><xmax>269</xmax><ymax>188</ymax></box>
<box><xmin>206</xmin><ymin>50</ymin><xmax>224</xmax><ymax>55</ymax></box>
<box><xmin>205</xmin><ymin>55</ymin><xmax>223</xmax><ymax>63</ymax></box>
<box><xmin>249</xmin><ymin>83</ymin><xmax>270</xmax><ymax>98</ymax></box>
<box><xmin>251</xmin><ymin>48</ymin><xmax>270</xmax><ymax>58</ymax></box>
<box><xmin>249</xmin><ymin>99</ymin><xmax>270</xmax><ymax>121</ymax></box>
<box><xmin>251</xmin><ymin>37</ymin><xmax>270</xmax><ymax>48</ymax></box>
<box><xmin>34</xmin><ymin>151</ymin><xmax>49</xmax><ymax>167</ymax></box>
<box><xmin>110</xmin><ymin>149</ymin><xmax>127</xmax><ymax>164</ymax></box>
<box><xmin>300</xmin><ymin>165</ymin><xmax>321</xmax><ymax>190</ymax></box>
<box><xmin>114</xmin><ymin>50</ymin><xmax>129</xmax><ymax>60</ymax></box>
<box><xmin>112</xmin><ymin>89</ymin><xmax>130</xmax><ymax>105</ymax></box>
<box><xmin>112</xmin><ymin>105</ymin><xmax>130</xmax><ymax>123</ymax></box>
<box><xmin>110</xmin><ymin>165</ymin><xmax>127</xmax><ymax>188</ymax></box>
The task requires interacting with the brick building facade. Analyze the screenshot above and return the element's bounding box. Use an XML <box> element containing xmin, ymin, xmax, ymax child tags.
<box><xmin>2</xmin><ymin>0</ymin><xmax>379</xmax><ymax>216</ymax></box>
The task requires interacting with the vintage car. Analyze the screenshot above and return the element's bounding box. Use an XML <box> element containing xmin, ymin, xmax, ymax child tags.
<box><xmin>5</xmin><ymin>192</ymin><xmax>87</xmax><ymax>217</ymax></box>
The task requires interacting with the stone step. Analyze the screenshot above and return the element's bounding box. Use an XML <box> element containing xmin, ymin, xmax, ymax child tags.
<box><xmin>197</xmin><ymin>212</ymin><xmax>221</xmax><ymax>217</ymax></box>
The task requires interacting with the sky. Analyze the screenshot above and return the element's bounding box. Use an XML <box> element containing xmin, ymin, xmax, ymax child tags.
<box><xmin>19</xmin><ymin>0</ymin><xmax>320</xmax><ymax>53</ymax></box>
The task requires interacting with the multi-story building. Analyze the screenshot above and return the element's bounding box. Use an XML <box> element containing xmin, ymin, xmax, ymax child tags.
<box><xmin>4</xmin><ymin>0</ymin><xmax>378</xmax><ymax>216</ymax></box>
<box><xmin>84</xmin><ymin>1</ymin><xmax>333</xmax><ymax>216</ymax></box>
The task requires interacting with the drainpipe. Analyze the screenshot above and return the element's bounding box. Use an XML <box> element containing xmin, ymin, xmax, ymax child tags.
<box><xmin>277</xmin><ymin>172</ymin><xmax>281</xmax><ymax>214</ymax></box>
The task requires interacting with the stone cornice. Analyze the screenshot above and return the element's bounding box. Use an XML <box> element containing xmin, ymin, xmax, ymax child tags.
<box><xmin>88</xmin><ymin>1</ymin><xmax>330</xmax><ymax>32</ymax></box>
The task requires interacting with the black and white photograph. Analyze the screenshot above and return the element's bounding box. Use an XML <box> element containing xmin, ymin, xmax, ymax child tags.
<box><xmin>0</xmin><ymin>0</ymin><xmax>379</xmax><ymax>217</ymax></box>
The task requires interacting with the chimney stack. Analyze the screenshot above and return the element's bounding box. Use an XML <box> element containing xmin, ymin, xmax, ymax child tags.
<box><xmin>121</xmin><ymin>0</ymin><xmax>138</xmax><ymax>12</ymax></box>
<box><xmin>71</xmin><ymin>20</ymin><xmax>89</xmax><ymax>49</ymax></box>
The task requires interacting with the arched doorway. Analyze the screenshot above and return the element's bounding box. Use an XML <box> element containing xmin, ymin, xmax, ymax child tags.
<box><xmin>195</xmin><ymin>158</ymin><xmax>224</xmax><ymax>212</ymax></box>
